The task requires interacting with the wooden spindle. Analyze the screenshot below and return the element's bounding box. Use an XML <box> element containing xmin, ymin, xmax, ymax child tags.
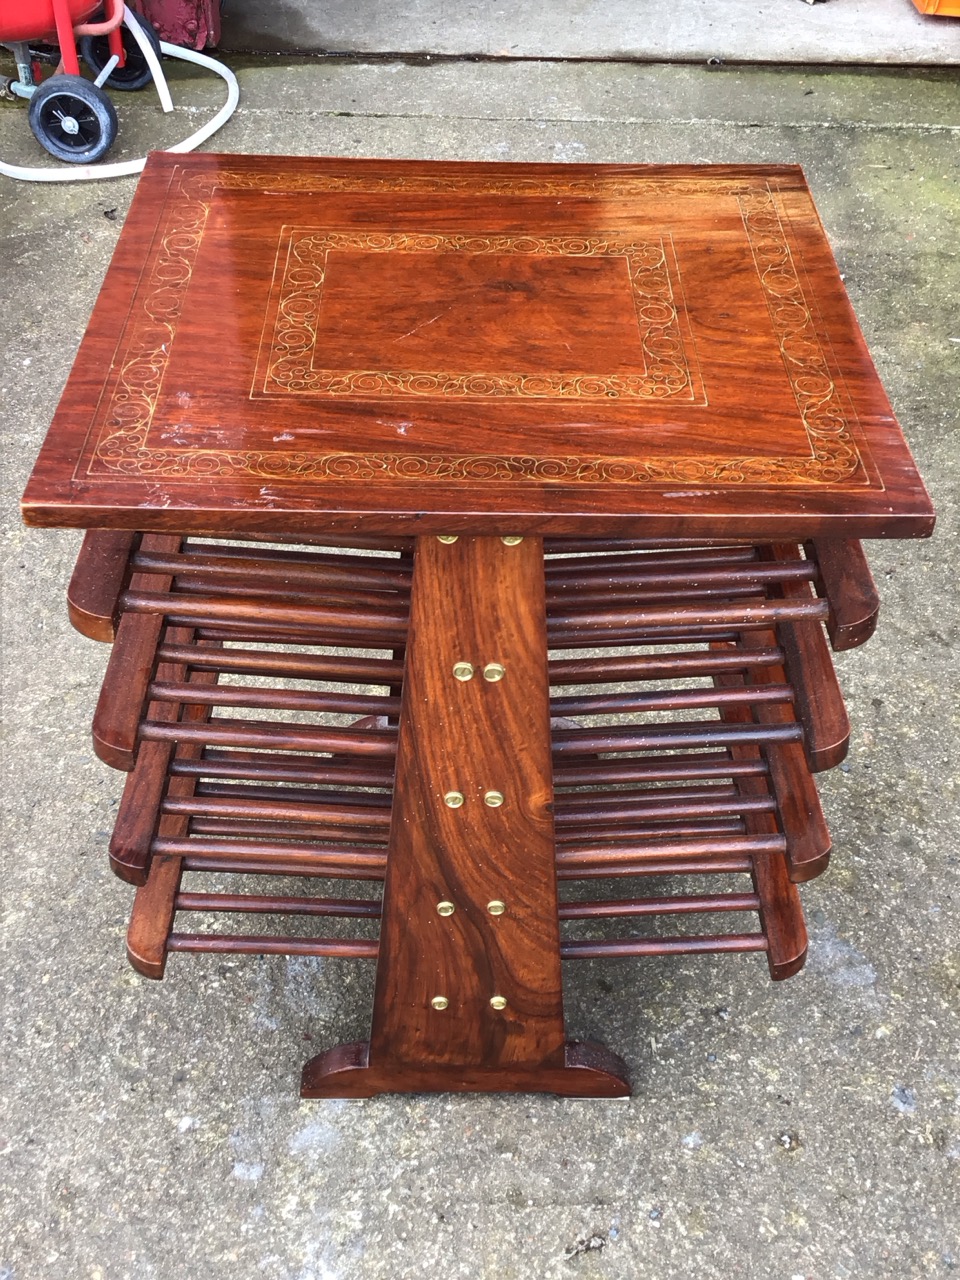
<box><xmin>561</xmin><ymin>934</ymin><xmax>768</xmax><ymax>959</ymax></box>
<box><xmin>558</xmin><ymin>892</ymin><xmax>761</xmax><ymax>919</ymax></box>
<box><xmin>167</xmin><ymin>934</ymin><xmax>379</xmax><ymax>959</ymax></box>
<box><xmin>174</xmin><ymin>892</ymin><xmax>382</xmax><ymax>917</ymax></box>
<box><xmin>140</xmin><ymin>718</ymin><xmax>398</xmax><ymax>757</ymax></box>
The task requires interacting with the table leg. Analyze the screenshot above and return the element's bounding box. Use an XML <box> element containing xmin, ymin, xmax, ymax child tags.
<box><xmin>301</xmin><ymin>535</ymin><xmax>629</xmax><ymax>1098</ymax></box>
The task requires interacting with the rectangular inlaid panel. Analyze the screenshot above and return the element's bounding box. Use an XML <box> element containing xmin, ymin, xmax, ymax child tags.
<box><xmin>254</xmin><ymin>229</ymin><xmax>706</xmax><ymax>404</ymax></box>
<box><xmin>22</xmin><ymin>154</ymin><xmax>933</xmax><ymax>538</ymax></box>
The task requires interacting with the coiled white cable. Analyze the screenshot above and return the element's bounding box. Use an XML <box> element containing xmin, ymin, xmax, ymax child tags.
<box><xmin>0</xmin><ymin>6</ymin><xmax>239</xmax><ymax>183</ymax></box>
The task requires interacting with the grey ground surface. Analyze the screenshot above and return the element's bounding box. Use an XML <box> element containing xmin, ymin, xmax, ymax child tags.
<box><xmin>217</xmin><ymin>0</ymin><xmax>960</xmax><ymax>65</ymax></box>
<box><xmin>1</xmin><ymin>54</ymin><xmax>959</xmax><ymax>1280</ymax></box>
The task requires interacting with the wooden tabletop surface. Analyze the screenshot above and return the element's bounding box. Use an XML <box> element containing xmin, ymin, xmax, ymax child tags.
<box><xmin>21</xmin><ymin>153</ymin><xmax>933</xmax><ymax>539</ymax></box>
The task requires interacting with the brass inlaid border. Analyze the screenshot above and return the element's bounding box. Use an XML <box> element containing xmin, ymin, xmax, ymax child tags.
<box><xmin>88</xmin><ymin>164</ymin><xmax>865</xmax><ymax>487</ymax></box>
<box><xmin>254</xmin><ymin>229</ymin><xmax>702</xmax><ymax>403</ymax></box>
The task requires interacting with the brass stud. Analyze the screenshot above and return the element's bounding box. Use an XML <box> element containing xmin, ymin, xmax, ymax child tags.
<box><xmin>431</xmin><ymin>996</ymin><xmax>449</xmax><ymax>1011</ymax></box>
<box><xmin>452</xmin><ymin>661</ymin><xmax>474</xmax><ymax>682</ymax></box>
<box><xmin>487</xmin><ymin>900</ymin><xmax>506</xmax><ymax>917</ymax></box>
<box><xmin>436</xmin><ymin>901</ymin><xmax>456</xmax><ymax>917</ymax></box>
<box><xmin>437</xmin><ymin>534</ymin><xmax>459</xmax><ymax>544</ymax></box>
<box><xmin>443</xmin><ymin>790</ymin><xmax>465</xmax><ymax>809</ymax></box>
<box><xmin>482</xmin><ymin>662</ymin><xmax>505</xmax><ymax>682</ymax></box>
<box><xmin>490</xmin><ymin>995</ymin><xmax>508</xmax><ymax>1011</ymax></box>
<box><xmin>500</xmin><ymin>536</ymin><xmax>523</xmax><ymax>546</ymax></box>
<box><xmin>483</xmin><ymin>790</ymin><xmax>504</xmax><ymax>808</ymax></box>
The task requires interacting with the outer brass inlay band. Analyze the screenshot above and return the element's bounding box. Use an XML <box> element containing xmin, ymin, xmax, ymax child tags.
<box><xmin>88</xmin><ymin>165</ymin><xmax>864</xmax><ymax>489</ymax></box>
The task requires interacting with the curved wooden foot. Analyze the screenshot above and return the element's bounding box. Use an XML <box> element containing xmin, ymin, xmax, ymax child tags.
<box><xmin>301</xmin><ymin>1040</ymin><xmax>631</xmax><ymax>1099</ymax></box>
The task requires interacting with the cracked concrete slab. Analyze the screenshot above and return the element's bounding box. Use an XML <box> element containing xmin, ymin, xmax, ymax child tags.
<box><xmin>1</xmin><ymin>56</ymin><xmax>958</xmax><ymax>1280</ymax></box>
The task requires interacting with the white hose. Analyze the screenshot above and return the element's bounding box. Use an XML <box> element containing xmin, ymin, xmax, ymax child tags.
<box><xmin>0</xmin><ymin>24</ymin><xmax>239</xmax><ymax>183</ymax></box>
<box><xmin>122</xmin><ymin>4</ymin><xmax>174</xmax><ymax>114</ymax></box>
<box><xmin>163</xmin><ymin>45</ymin><xmax>239</xmax><ymax>154</ymax></box>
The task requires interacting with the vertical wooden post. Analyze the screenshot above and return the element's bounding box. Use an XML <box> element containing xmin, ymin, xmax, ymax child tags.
<box><xmin>301</xmin><ymin>536</ymin><xmax>629</xmax><ymax>1097</ymax></box>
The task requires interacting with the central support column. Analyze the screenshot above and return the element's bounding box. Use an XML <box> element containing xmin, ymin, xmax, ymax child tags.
<box><xmin>301</xmin><ymin>535</ymin><xmax>629</xmax><ymax>1097</ymax></box>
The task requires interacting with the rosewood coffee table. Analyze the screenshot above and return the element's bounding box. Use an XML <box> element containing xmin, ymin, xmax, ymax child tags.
<box><xmin>22</xmin><ymin>154</ymin><xmax>933</xmax><ymax>1098</ymax></box>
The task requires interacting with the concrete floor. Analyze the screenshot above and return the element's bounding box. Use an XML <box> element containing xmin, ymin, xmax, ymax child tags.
<box><xmin>1</xmin><ymin>53</ymin><xmax>959</xmax><ymax>1280</ymax></box>
<box><xmin>218</xmin><ymin>0</ymin><xmax>960</xmax><ymax>64</ymax></box>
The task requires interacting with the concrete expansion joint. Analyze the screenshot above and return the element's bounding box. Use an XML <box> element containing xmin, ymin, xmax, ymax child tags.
<box><xmin>231</xmin><ymin>106</ymin><xmax>960</xmax><ymax>135</ymax></box>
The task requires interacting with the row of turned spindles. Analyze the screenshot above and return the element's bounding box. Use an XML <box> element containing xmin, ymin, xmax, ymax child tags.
<box><xmin>68</xmin><ymin>531</ymin><xmax>878</xmax><ymax>982</ymax></box>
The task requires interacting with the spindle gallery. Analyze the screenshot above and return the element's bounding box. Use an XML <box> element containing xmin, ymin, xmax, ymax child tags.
<box><xmin>22</xmin><ymin>154</ymin><xmax>933</xmax><ymax>1097</ymax></box>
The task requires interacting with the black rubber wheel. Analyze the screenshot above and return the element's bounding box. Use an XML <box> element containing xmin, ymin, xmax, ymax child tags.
<box><xmin>27</xmin><ymin>75</ymin><xmax>118</xmax><ymax>164</ymax></box>
<box><xmin>80</xmin><ymin>11</ymin><xmax>161</xmax><ymax>91</ymax></box>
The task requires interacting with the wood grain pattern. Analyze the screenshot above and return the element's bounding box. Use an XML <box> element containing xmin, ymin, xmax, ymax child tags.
<box><xmin>22</xmin><ymin>154</ymin><xmax>933</xmax><ymax>540</ymax></box>
<box><xmin>302</xmin><ymin>534</ymin><xmax>628</xmax><ymax>1096</ymax></box>
<box><xmin>126</xmin><ymin>701</ymin><xmax>215</xmax><ymax>978</ymax></box>
<box><xmin>109</xmin><ymin>630</ymin><xmax>212</xmax><ymax>884</ymax></box>
<box><xmin>809</xmin><ymin>538</ymin><xmax>881</xmax><ymax>650</ymax></box>
<box><xmin>92</xmin><ymin>533</ymin><xmax>182</xmax><ymax>769</ymax></box>
<box><xmin>712</xmin><ymin>638</ymin><xmax>832</xmax><ymax>883</ymax></box>
<box><xmin>764</xmin><ymin>545</ymin><xmax>852</xmax><ymax>772</ymax></box>
<box><xmin>301</xmin><ymin>1040</ymin><xmax>630</xmax><ymax>1099</ymax></box>
<box><xmin>67</xmin><ymin>530</ymin><xmax>138</xmax><ymax>641</ymax></box>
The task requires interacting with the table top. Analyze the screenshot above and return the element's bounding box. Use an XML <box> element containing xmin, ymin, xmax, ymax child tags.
<box><xmin>22</xmin><ymin>153</ymin><xmax>933</xmax><ymax>539</ymax></box>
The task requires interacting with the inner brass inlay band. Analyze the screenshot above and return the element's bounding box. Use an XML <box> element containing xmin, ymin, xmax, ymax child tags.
<box><xmin>255</xmin><ymin>228</ymin><xmax>703</xmax><ymax>405</ymax></box>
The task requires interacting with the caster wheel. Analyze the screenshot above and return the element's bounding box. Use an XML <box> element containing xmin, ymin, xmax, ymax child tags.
<box><xmin>27</xmin><ymin>74</ymin><xmax>118</xmax><ymax>163</ymax></box>
<box><xmin>81</xmin><ymin>11</ymin><xmax>162</xmax><ymax>92</ymax></box>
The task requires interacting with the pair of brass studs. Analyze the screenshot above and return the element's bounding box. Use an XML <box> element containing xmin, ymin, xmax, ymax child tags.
<box><xmin>452</xmin><ymin>661</ymin><xmax>505</xmax><ymax>683</ymax></box>
<box><xmin>437</xmin><ymin>535</ymin><xmax>522</xmax><ymax>546</ymax></box>
<box><xmin>435</xmin><ymin>899</ymin><xmax>505</xmax><ymax>917</ymax></box>
<box><xmin>431</xmin><ymin>995</ymin><xmax>508</xmax><ymax>1012</ymax></box>
<box><xmin>443</xmin><ymin>790</ymin><xmax>504</xmax><ymax>809</ymax></box>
